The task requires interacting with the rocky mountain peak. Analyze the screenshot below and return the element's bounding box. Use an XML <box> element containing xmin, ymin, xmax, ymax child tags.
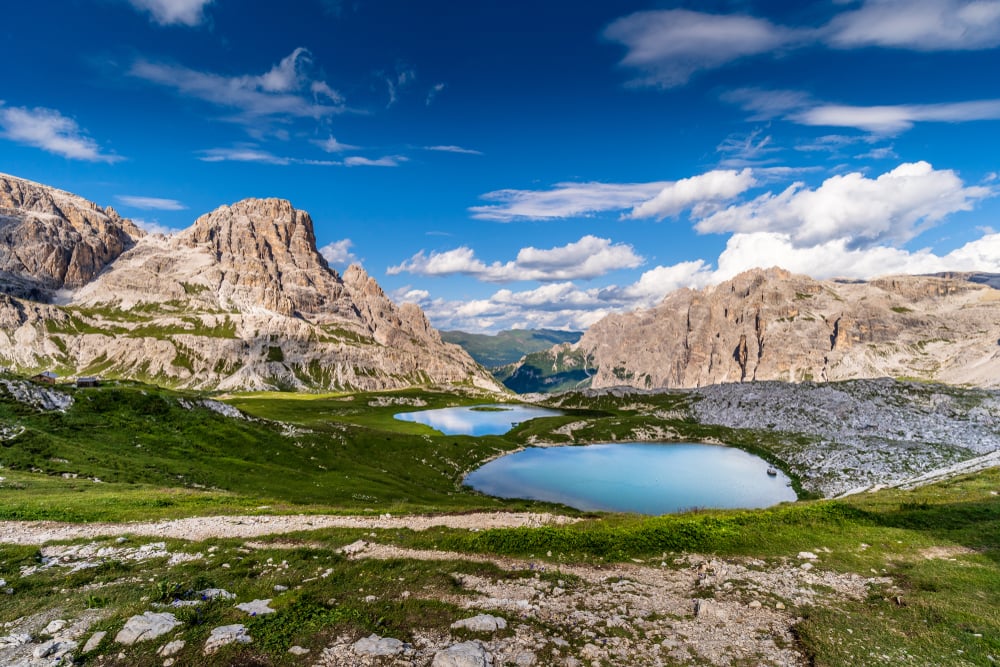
<box><xmin>0</xmin><ymin>173</ymin><xmax>144</xmax><ymax>299</ymax></box>
<box><xmin>568</xmin><ymin>268</ymin><xmax>1000</xmax><ymax>390</ymax></box>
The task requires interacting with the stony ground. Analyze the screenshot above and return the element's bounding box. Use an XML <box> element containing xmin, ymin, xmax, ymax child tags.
<box><xmin>0</xmin><ymin>515</ymin><xmax>891</xmax><ymax>667</ymax></box>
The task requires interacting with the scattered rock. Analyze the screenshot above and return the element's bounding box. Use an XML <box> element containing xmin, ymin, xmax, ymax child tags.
<box><xmin>694</xmin><ymin>598</ymin><xmax>727</xmax><ymax>621</ymax></box>
<box><xmin>42</xmin><ymin>619</ymin><xmax>67</xmax><ymax>635</ymax></box>
<box><xmin>748</xmin><ymin>600</ymin><xmax>762</xmax><ymax>609</ymax></box>
<box><xmin>204</xmin><ymin>624</ymin><xmax>251</xmax><ymax>654</ymax></box>
<box><xmin>32</xmin><ymin>638</ymin><xmax>77</xmax><ymax>659</ymax></box>
<box><xmin>199</xmin><ymin>588</ymin><xmax>235</xmax><ymax>600</ymax></box>
<box><xmin>338</xmin><ymin>539</ymin><xmax>370</xmax><ymax>556</ymax></box>
<box><xmin>82</xmin><ymin>631</ymin><xmax>106</xmax><ymax>653</ymax></box>
<box><xmin>115</xmin><ymin>611</ymin><xmax>180</xmax><ymax>644</ymax></box>
<box><xmin>432</xmin><ymin>640</ymin><xmax>493</xmax><ymax>667</ymax></box>
<box><xmin>274</xmin><ymin>584</ymin><xmax>289</xmax><ymax>592</ymax></box>
<box><xmin>0</xmin><ymin>633</ymin><xmax>32</xmax><ymax>648</ymax></box>
<box><xmin>235</xmin><ymin>599</ymin><xmax>275</xmax><ymax>616</ymax></box>
<box><xmin>797</xmin><ymin>552</ymin><xmax>818</xmax><ymax>560</ymax></box>
<box><xmin>288</xmin><ymin>645</ymin><xmax>310</xmax><ymax>655</ymax></box>
<box><xmin>352</xmin><ymin>633</ymin><xmax>405</xmax><ymax>657</ymax></box>
<box><xmin>158</xmin><ymin>639</ymin><xmax>185</xmax><ymax>656</ymax></box>
<box><xmin>451</xmin><ymin>614</ymin><xmax>508</xmax><ymax>633</ymax></box>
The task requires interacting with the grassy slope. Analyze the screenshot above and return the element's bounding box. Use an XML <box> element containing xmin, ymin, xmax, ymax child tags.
<box><xmin>1</xmin><ymin>378</ymin><xmax>997</xmax><ymax>665</ymax></box>
<box><xmin>440</xmin><ymin>329</ymin><xmax>582</xmax><ymax>368</ymax></box>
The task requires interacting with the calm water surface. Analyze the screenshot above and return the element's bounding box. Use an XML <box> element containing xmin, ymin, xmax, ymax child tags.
<box><xmin>465</xmin><ymin>443</ymin><xmax>796</xmax><ymax>514</ymax></box>
<box><xmin>394</xmin><ymin>404</ymin><xmax>563</xmax><ymax>436</ymax></box>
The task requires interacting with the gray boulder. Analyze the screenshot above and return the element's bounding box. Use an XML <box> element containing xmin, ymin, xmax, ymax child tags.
<box><xmin>204</xmin><ymin>624</ymin><xmax>251</xmax><ymax>654</ymax></box>
<box><xmin>115</xmin><ymin>612</ymin><xmax>180</xmax><ymax>644</ymax></box>
<box><xmin>352</xmin><ymin>633</ymin><xmax>405</xmax><ymax>657</ymax></box>
<box><xmin>432</xmin><ymin>640</ymin><xmax>493</xmax><ymax>667</ymax></box>
<box><xmin>450</xmin><ymin>614</ymin><xmax>507</xmax><ymax>633</ymax></box>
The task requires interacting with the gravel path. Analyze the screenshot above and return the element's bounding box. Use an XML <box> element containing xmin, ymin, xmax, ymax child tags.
<box><xmin>0</xmin><ymin>512</ymin><xmax>578</xmax><ymax>545</ymax></box>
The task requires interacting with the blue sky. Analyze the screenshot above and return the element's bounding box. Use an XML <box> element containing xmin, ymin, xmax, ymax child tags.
<box><xmin>2</xmin><ymin>0</ymin><xmax>999</xmax><ymax>332</ymax></box>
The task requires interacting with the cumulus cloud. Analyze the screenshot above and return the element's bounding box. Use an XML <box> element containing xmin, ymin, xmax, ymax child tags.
<box><xmin>319</xmin><ymin>239</ymin><xmax>357</xmax><ymax>267</ymax></box>
<box><xmin>607</xmin><ymin>2</ymin><xmax>1000</xmax><ymax>88</ymax></box>
<box><xmin>116</xmin><ymin>195</ymin><xmax>186</xmax><ymax>210</ymax></box>
<box><xmin>627</xmin><ymin>169</ymin><xmax>756</xmax><ymax>220</ymax></box>
<box><xmin>129</xmin><ymin>48</ymin><xmax>345</xmax><ymax>121</ymax></box>
<box><xmin>697</xmin><ymin>162</ymin><xmax>993</xmax><ymax>247</ymax></box>
<box><xmin>0</xmin><ymin>104</ymin><xmax>123</xmax><ymax>163</ymax></box>
<box><xmin>132</xmin><ymin>218</ymin><xmax>181</xmax><ymax>236</ymax></box>
<box><xmin>470</xmin><ymin>171</ymin><xmax>753</xmax><ymax>222</ymax></box>
<box><xmin>388</xmin><ymin>236</ymin><xmax>643</xmax><ymax>283</ymax></box>
<box><xmin>604</xmin><ymin>10</ymin><xmax>806</xmax><ymax>88</ymax></box>
<box><xmin>127</xmin><ymin>0</ymin><xmax>213</xmax><ymax>26</ymax></box>
<box><xmin>714</xmin><ymin>231</ymin><xmax>1000</xmax><ymax>281</ymax></box>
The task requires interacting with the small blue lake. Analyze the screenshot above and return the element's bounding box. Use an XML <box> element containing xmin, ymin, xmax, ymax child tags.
<box><xmin>393</xmin><ymin>404</ymin><xmax>563</xmax><ymax>436</ymax></box>
<box><xmin>465</xmin><ymin>443</ymin><xmax>797</xmax><ymax>514</ymax></box>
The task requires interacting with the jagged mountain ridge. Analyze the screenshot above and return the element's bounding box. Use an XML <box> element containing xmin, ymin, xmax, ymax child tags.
<box><xmin>0</xmin><ymin>173</ymin><xmax>500</xmax><ymax>392</ymax></box>
<box><xmin>508</xmin><ymin>267</ymin><xmax>1000</xmax><ymax>392</ymax></box>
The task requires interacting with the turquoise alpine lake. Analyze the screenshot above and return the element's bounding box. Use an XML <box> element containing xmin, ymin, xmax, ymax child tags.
<box><xmin>393</xmin><ymin>404</ymin><xmax>563</xmax><ymax>436</ymax></box>
<box><xmin>464</xmin><ymin>443</ymin><xmax>797</xmax><ymax>514</ymax></box>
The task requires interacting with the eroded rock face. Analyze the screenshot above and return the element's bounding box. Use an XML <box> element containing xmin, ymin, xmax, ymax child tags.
<box><xmin>0</xmin><ymin>173</ymin><xmax>143</xmax><ymax>298</ymax></box>
<box><xmin>0</xmin><ymin>176</ymin><xmax>501</xmax><ymax>393</ymax></box>
<box><xmin>573</xmin><ymin>267</ymin><xmax>1000</xmax><ymax>389</ymax></box>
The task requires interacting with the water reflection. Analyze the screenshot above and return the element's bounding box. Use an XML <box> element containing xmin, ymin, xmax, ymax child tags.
<box><xmin>394</xmin><ymin>404</ymin><xmax>563</xmax><ymax>436</ymax></box>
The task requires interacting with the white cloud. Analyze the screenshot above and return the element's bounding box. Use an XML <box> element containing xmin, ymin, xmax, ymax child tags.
<box><xmin>116</xmin><ymin>195</ymin><xmax>186</xmax><ymax>210</ymax></box>
<box><xmin>604</xmin><ymin>10</ymin><xmax>806</xmax><ymax>88</ymax></box>
<box><xmin>472</xmin><ymin>170</ymin><xmax>756</xmax><ymax>222</ymax></box>
<box><xmin>385</xmin><ymin>67</ymin><xmax>416</xmax><ymax>108</ymax></box>
<box><xmin>388</xmin><ymin>235</ymin><xmax>644</xmax><ymax>282</ymax></box>
<box><xmin>313</xmin><ymin>136</ymin><xmax>358</xmax><ymax>152</ymax></box>
<box><xmin>854</xmin><ymin>145</ymin><xmax>898</xmax><ymax>160</ymax></box>
<box><xmin>426</xmin><ymin>82</ymin><xmax>446</xmax><ymax>106</ymax></box>
<box><xmin>343</xmin><ymin>155</ymin><xmax>407</xmax><ymax>167</ymax></box>
<box><xmin>714</xmin><ymin>231</ymin><xmax>1000</xmax><ymax>281</ymax></box>
<box><xmin>697</xmin><ymin>161</ymin><xmax>994</xmax><ymax>247</ymax></box>
<box><xmin>132</xmin><ymin>218</ymin><xmax>181</xmax><ymax>236</ymax></box>
<box><xmin>198</xmin><ymin>146</ymin><xmax>338</xmax><ymax>166</ymax></box>
<box><xmin>471</xmin><ymin>181</ymin><xmax>667</xmax><ymax>221</ymax></box>
<box><xmin>626</xmin><ymin>169</ymin><xmax>756</xmax><ymax>220</ymax></box>
<box><xmin>128</xmin><ymin>0</ymin><xmax>213</xmax><ymax>26</ymax></box>
<box><xmin>0</xmin><ymin>104</ymin><xmax>123</xmax><ymax>163</ymax></box>
<box><xmin>825</xmin><ymin>0</ymin><xmax>1000</xmax><ymax>50</ymax></box>
<box><xmin>129</xmin><ymin>48</ymin><xmax>345</xmax><ymax>121</ymax></box>
<box><xmin>319</xmin><ymin>239</ymin><xmax>357</xmax><ymax>267</ymax></box>
<box><xmin>791</xmin><ymin>100</ymin><xmax>1000</xmax><ymax>133</ymax></box>
<box><xmin>424</xmin><ymin>145</ymin><xmax>483</xmax><ymax>155</ymax></box>
<box><xmin>607</xmin><ymin>2</ymin><xmax>1000</xmax><ymax>88</ymax></box>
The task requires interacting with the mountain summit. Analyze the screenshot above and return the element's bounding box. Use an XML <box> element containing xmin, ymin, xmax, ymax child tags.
<box><xmin>0</xmin><ymin>174</ymin><xmax>499</xmax><ymax>392</ymax></box>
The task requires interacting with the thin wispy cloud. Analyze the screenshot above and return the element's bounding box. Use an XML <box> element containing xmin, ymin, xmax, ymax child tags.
<box><xmin>116</xmin><ymin>195</ymin><xmax>186</xmax><ymax>210</ymax></box>
<box><xmin>0</xmin><ymin>103</ymin><xmax>123</xmax><ymax>163</ymax></box>
<box><xmin>423</xmin><ymin>145</ymin><xmax>482</xmax><ymax>155</ymax></box>
<box><xmin>129</xmin><ymin>48</ymin><xmax>346</xmax><ymax>121</ymax></box>
<box><xmin>343</xmin><ymin>155</ymin><xmax>407</xmax><ymax>167</ymax></box>
<box><xmin>199</xmin><ymin>146</ymin><xmax>337</xmax><ymax>166</ymax></box>
<box><xmin>127</xmin><ymin>0</ymin><xmax>213</xmax><ymax>26</ymax></box>
<box><xmin>426</xmin><ymin>82</ymin><xmax>446</xmax><ymax>106</ymax></box>
<box><xmin>726</xmin><ymin>88</ymin><xmax>1000</xmax><ymax>134</ymax></box>
<box><xmin>313</xmin><ymin>136</ymin><xmax>358</xmax><ymax>152</ymax></box>
<box><xmin>388</xmin><ymin>235</ymin><xmax>643</xmax><ymax>282</ymax></box>
<box><xmin>606</xmin><ymin>1</ymin><xmax>1000</xmax><ymax>88</ymax></box>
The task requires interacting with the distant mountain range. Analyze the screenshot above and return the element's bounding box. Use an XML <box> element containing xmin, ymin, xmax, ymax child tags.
<box><xmin>0</xmin><ymin>173</ymin><xmax>499</xmax><ymax>392</ymax></box>
<box><xmin>440</xmin><ymin>329</ymin><xmax>582</xmax><ymax>368</ymax></box>
<box><xmin>502</xmin><ymin>267</ymin><xmax>1000</xmax><ymax>393</ymax></box>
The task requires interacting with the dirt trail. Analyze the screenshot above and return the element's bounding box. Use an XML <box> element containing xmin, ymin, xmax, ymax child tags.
<box><xmin>0</xmin><ymin>512</ymin><xmax>579</xmax><ymax>545</ymax></box>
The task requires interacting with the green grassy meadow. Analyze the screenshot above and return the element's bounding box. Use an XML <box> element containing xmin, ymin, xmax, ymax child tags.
<box><xmin>0</xmin><ymin>377</ymin><xmax>997</xmax><ymax>665</ymax></box>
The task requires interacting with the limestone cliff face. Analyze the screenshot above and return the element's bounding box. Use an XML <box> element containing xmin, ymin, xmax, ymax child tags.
<box><xmin>0</xmin><ymin>177</ymin><xmax>501</xmax><ymax>392</ymax></box>
<box><xmin>572</xmin><ymin>268</ymin><xmax>1000</xmax><ymax>389</ymax></box>
<box><xmin>0</xmin><ymin>173</ymin><xmax>143</xmax><ymax>298</ymax></box>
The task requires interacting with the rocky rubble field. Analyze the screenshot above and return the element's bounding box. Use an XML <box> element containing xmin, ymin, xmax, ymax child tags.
<box><xmin>691</xmin><ymin>379</ymin><xmax>1000</xmax><ymax>495</ymax></box>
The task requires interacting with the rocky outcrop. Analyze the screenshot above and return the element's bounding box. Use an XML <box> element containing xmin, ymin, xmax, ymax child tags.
<box><xmin>0</xmin><ymin>173</ymin><xmax>143</xmax><ymax>299</ymax></box>
<box><xmin>545</xmin><ymin>268</ymin><xmax>1000</xmax><ymax>390</ymax></box>
<box><xmin>0</xmin><ymin>175</ymin><xmax>501</xmax><ymax>392</ymax></box>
